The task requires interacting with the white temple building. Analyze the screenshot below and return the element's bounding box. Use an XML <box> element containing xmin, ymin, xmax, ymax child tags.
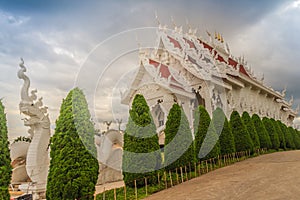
<box><xmin>121</xmin><ymin>24</ymin><xmax>298</xmax><ymax>144</ymax></box>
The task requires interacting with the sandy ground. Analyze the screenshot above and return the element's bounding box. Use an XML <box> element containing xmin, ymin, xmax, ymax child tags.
<box><xmin>145</xmin><ymin>150</ymin><xmax>300</xmax><ymax>200</ymax></box>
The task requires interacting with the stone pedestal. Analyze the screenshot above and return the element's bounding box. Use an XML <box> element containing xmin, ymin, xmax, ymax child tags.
<box><xmin>19</xmin><ymin>183</ymin><xmax>46</xmax><ymax>200</ymax></box>
<box><xmin>97</xmin><ymin>165</ymin><xmax>123</xmax><ymax>185</ymax></box>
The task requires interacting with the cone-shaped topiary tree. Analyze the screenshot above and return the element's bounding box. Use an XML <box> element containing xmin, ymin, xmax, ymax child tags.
<box><xmin>122</xmin><ymin>94</ymin><xmax>162</xmax><ymax>187</ymax></box>
<box><xmin>289</xmin><ymin>127</ymin><xmax>300</xmax><ymax>149</ymax></box>
<box><xmin>47</xmin><ymin>88</ymin><xmax>99</xmax><ymax>200</ymax></box>
<box><xmin>241</xmin><ymin>111</ymin><xmax>260</xmax><ymax>151</ymax></box>
<box><xmin>164</xmin><ymin>104</ymin><xmax>195</xmax><ymax>170</ymax></box>
<box><xmin>0</xmin><ymin>100</ymin><xmax>12</xmax><ymax>200</ymax></box>
<box><xmin>262</xmin><ymin>117</ymin><xmax>280</xmax><ymax>150</ymax></box>
<box><xmin>272</xmin><ymin>119</ymin><xmax>286</xmax><ymax>149</ymax></box>
<box><xmin>296</xmin><ymin>130</ymin><xmax>300</xmax><ymax>150</ymax></box>
<box><xmin>194</xmin><ymin>105</ymin><xmax>220</xmax><ymax>161</ymax></box>
<box><xmin>230</xmin><ymin>111</ymin><xmax>253</xmax><ymax>152</ymax></box>
<box><xmin>164</xmin><ymin>103</ymin><xmax>195</xmax><ymax>170</ymax></box>
<box><xmin>212</xmin><ymin>108</ymin><xmax>235</xmax><ymax>155</ymax></box>
<box><xmin>279</xmin><ymin>121</ymin><xmax>295</xmax><ymax>149</ymax></box>
<box><xmin>251</xmin><ymin>114</ymin><xmax>271</xmax><ymax>149</ymax></box>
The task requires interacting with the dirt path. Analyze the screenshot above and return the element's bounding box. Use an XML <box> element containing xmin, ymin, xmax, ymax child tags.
<box><xmin>145</xmin><ymin>151</ymin><xmax>300</xmax><ymax>200</ymax></box>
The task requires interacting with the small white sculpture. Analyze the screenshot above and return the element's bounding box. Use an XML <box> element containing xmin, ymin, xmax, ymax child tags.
<box><xmin>96</xmin><ymin>130</ymin><xmax>123</xmax><ymax>185</ymax></box>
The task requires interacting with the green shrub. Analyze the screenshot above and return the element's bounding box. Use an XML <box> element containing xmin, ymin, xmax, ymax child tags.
<box><xmin>278</xmin><ymin>122</ymin><xmax>295</xmax><ymax>149</ymax></box>
<box><xmin>230</xmin><ymin>111</ymin><xmax>253</xmax><ymax>152</ymax></box>
<box><xmin>242</xmin><ymin>112</ymin><xmax>260</xmax><ymax>151</ymax></box>
<box><xmin>262</xmin><ymin>117</ymin><xmax>280</xmax><ymax>150</ymax></box>
<box><xmin>122</xmin><ymin>94</ymin><xmax>162</xmax><ymax>187</ymax></box>
<box><xmin>296</xmin><ymin>130</ymin><xmax>300</xmax><ymax>150</ymax></box>
<box><xmin>46</xmin><ymin>88</ymin><xmax>99</xmax><ymax>200</ymax></box>
<box><xmin>251</xmin><ymin>114</ymin><xmax>271</xmax><ymax>149</ymax></box>
<box><xmin>164</xmin><ymin>103</ymin><xmax>195</xmax><ymax>170</ymax></box>
<box><xmin>272</xmin><ymin>120</ymin><xmax>286</xmax><ymax>149</ymax></box>
<box><xmin>212</xmin><ymin>108</ymin><xmax>235</xmax><ymax>155</ymax></box>
<box><xmin>288</xmin><ymin>127</ymin><xmax>300</xmax><ymax>149</ymax></box>
<box><xmin>0</xmin><ymin>100</ymin><xmax>12</xmax><ymax>200</ymax></box>
<box><xmin>194</xmin><ymin>106</ymin><xmax>220</xmax><ymax>160</ymax></box>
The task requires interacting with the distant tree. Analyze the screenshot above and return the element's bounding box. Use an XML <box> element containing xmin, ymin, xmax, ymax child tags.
<box><xmin>212</xmin><ymin>108</ymin><xmax>235</xmax><ymax>155</ymax></box>
<box><xmin>273</xmin><ymin>120</ymin><xmax>286</xmax><ymax>149</ymax></box>
<box><xmin>252</xmin><ymin>114</ymin><xmax>271</xmax><ymax>149</ymax></box>
<box><xmin>47</xmin><ymin>88</ymin><xmax>99</xmax><ymax>200</ymax></box>
<box><xmin>279</xmin><ymin>122</ymin><xmax>295</xmax><ymax>149</ymax></box>
<box><xmin>122</xmin><ymin>94</ymin><xmax>162</xmax><ymax>187</ymax></box>
<box><xmin>241</xmin><ymin>112</ymin><xmax>260</xmax><ymax>151</ymax></box>
<box><xmin>164</xmin><ymin>103</ymin><xmax>194</xmax><ymax>170</ymax></box>
<box><xmin>230</xmin><ymin>111</ymin><xmax>253</xmax><ymax>152</ymax></box>
<box><xmin>0</xmin><ymin>100</ymin><xmax>12</xmax><ymax>200</ymax></box>
<box><xmin>288</xmin><ymin>127</ymin><xmax>300</xmax><ymax>149</ymax></box>
<box><xmin>262</xmin><ymin>117</ymin><xmax>280</xmax><ymax>150</ymax></box>
<box><xmin>194</xmin><ymin>105</ymin><xmax>220</xmax><ymax>160</ymax></box>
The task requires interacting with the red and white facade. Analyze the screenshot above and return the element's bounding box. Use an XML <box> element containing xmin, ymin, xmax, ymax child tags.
<box><xmin>121</xmin><ymin>25</ymin><xmax>298</xmax><ymax>140</ymax></box>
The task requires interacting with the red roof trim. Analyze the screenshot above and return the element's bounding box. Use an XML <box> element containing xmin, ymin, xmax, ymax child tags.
<box><xmin>149</xmin><ymin>59</ymin><xmax>183</xmax><ymax>86</ymax></box>
<box><xmin>149</xmin><ymin>59</ymin><xmax>159</xmax><ymax>68</ymax></box>
<box><xmin>167</xmin><ymin>36</ymin><xmax>182</xmax><ymax>49</ymax></box>
<box><xmin>149</xmin><ymin>59</ymin><xmax>170</xmax><ymax>78</ymax></box>
<box><xmin>196</xmin><ymin>38</ymin><xmax>252</xmax><ymax>80</ymax></box>
<box><xmin>228</xmin><ymin>58</ymin><xmax>238</xmax><ymax>69</ymax></box>
<box><xmin>217</xmin><ymin>55</ymin><xmax>226</xmax><ymax>63</ymax></box>
<box><xmin>159</xmin><ymin>64</ymin><xmax>171</xmax><ymax>78</ymax></box>
<box><xmin>197</xmin><ymin>39</ymin><xmax>213</xmax><ymax>51</ymax></box>
<box><xmin>239</xmin><ymin>65</ymin><xmax>250</xmax><ymax>77</ymax></box>
<box><xmin>183</xmin><ymin>38</ymin><xmax>196</xmax><ymax>49</ymax></box>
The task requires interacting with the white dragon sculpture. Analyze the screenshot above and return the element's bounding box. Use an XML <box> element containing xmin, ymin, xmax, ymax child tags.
<box><xmin>18</xmin><ymin>58</ymin><xmax>50</xmax><ymax>198</ymax></box>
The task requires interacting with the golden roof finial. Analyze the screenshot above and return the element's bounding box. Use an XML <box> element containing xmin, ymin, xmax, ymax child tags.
<box><xmin>217</xmin><ymin>33</ymin><xmax>221</xmax><ymax>41</ymax></box>
<box><xmin>221</xmin><ymin>34</ymin><xmax>224</xmax><ymax>43</ymax></box>
<box><xmin>214</xmin><ymin>31</ymin><xmax>217</xmax><ymax>39</ymax></box>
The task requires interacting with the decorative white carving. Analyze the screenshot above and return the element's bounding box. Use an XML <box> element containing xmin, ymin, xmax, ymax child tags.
<box><xmin>18</xmin><ymin>58</ymin><xmax>50</xmax><ymax>199</ymax></box>
<box><xmin>122</xmin><ymin>22</ymin><xmax>298</xmax><ymax>129</ymax></box>
<box><xmin>281</xmin><ymin>86</ymin><xmax>287</xmax><ymax>97</ymax></box>
<box><xmin>289</xmin><ymin>95</ymin><xmax>294</xmax><ymax>105</ymax></box>
<box><xmin>296</xmin><ymin>105</ymin><xmax>300</xmax><ymax>114</ymax></box>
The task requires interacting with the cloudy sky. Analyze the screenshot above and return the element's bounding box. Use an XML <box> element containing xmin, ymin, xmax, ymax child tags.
<box><xmin>1</xmin><ymin>0</ymin><xmax>300</xmax><ymax>140</ymax></box>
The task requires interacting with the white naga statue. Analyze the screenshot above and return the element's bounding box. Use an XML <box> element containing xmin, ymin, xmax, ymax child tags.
<box><xmin>17</xmin><ymin>58</ymin><xmax>50</xmax><ymax>199</ymax></box>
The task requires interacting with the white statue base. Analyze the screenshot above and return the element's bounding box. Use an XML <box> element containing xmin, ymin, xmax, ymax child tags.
<box><xmin>97</xmin><ymin>164</ymin><xmax>123</xmax><ymax>185</ymax></box>
<box><xmin>95</xmin><ymin>130</ymin><xmax>123</xmax><ymax>185</ymax></box>
<box><xmin>19</xmin><ymin>183</ymin><xmax>46</xmax><ymax>200</ymax></box>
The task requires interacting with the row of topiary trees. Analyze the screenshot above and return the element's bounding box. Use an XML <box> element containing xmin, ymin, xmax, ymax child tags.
<box><xmin>1</xmin><ymin>91</ymin><xmax>300</xmax><ymax>199</ymax></box>
<box><xmin>123</xmin><ymin>94</ymin><xmax>300</xmax><ymax>187</ymax></box>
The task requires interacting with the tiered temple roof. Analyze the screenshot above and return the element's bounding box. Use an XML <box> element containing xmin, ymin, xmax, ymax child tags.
<box><xmin>121</xmin><ymin>22</ymin><xmax>298</xmax><ymax>125</ymax></box>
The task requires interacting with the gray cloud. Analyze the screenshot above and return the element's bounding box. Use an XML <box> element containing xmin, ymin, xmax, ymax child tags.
<box><xmin>1</xmin><ymin>0</ymin><xmax>300</xmax><ymax>139</ymax></box>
